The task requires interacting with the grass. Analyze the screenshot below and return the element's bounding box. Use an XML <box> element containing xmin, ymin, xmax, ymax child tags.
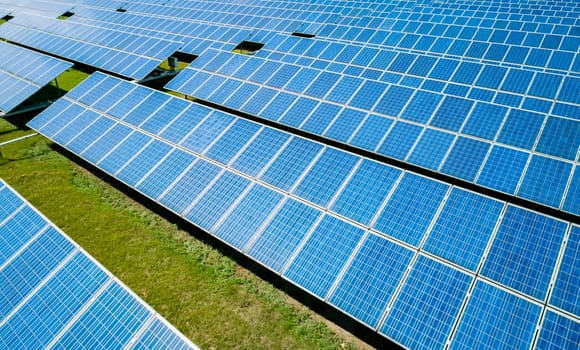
<box><xmin>0</xmin><ymin>68</ymin><xmax>369</xmax><ymax>349</ymax></box>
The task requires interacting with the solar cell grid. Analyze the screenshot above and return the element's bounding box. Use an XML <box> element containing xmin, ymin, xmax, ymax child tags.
<box><xmin>449</xmin><ymin>280</ymin><xmax>542</xmax><ymax>350</ymax></box>
<box><xmin>0</xmin><ymin>41</ymin><xmax>72</xmax><ymax>114</ymax></box>
<box><xmin>0</xmin><ymin>179</ymin><xmax>197</xmax><ymax>349</ymax></box>
<box><xmin>380</xmin><ymin>255</ymin><xmax>472</xmax><ymax>350</ymax></box>
<box><xmin>482</xmin><ymin>205</ymin><xmax>567</xmax><ymax>301</ymax></box>
<box><xmin>0</xmin><ymin>13</ymin><xmax>181</xmax><ymax>80</ymax></box>
<box><xmin>165</xmin><ymin>43</ymin><xmax>578</xmax><ymax>210</ymax></box>
<box><xmin>25</xmin><ymin>0</ymin><xmax>580</xmax><ymax>339</ymax></box>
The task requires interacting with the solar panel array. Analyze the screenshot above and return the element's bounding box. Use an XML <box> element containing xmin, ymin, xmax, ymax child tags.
<box><xmin>0</xmin><ymin>178</ymin><xmax>198</xmax><ymax>349</ymax></box>
<box><xmin>0</xmin><ymin>41</ymin><xmax>72</xmax><ymax>114</ymax></box>
<box><xmin>31</xmin><ymin>0</ymin><xmax>577</xmax><ymax>212</ymax></box>
<box><xmin>0</xmin><ymin>12</ymin><xmax>182</xmax><ymax>80</ymax></box>
<box><xmin>0</xmin><ymin>0</ymin><xmax>574</xmax><ymax>347</ymax></box>
<box><xmin>164</xmin><ymin>36</ymin><xmax>579</xmax><ymax>214</ymax></box>
<box><xmin>28</xmin><ymin>72</ymin><xmax>580</xmax><ymax>349</ymax></box>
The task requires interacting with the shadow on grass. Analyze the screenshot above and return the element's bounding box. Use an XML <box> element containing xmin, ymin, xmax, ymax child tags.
<box><xmin>52</xmin><ymin>144</ymin><xmax>400</xmax><ymax>349</ymax></box>
<box><xmin>1</xmin><ymin>113</ymin><xmax>34</xmax><ymax>130</ymax></box>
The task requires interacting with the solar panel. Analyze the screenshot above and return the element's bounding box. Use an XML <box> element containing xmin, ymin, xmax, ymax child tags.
<box><xmin>0</xmin><ymin>41</ymin><xmax>72</xmax><ymax>114</ymax></box>
<box><xmin>0</xmin><ymin>178</ymin><xmax>197</xmax><ymax>349</ymax></box>
<box><xmin>450</xmin><ymin>280</ymin><xmax>542</xmax><ymax>350</ymax></box>
<box><xmin>164</xmin><ymin>43</ymin><xmax>578</xmax><ymax>211</ymax></box>
<box><xmin>27</xmin><ymin>71</ymin><xmax>579</xmax><ymax>348</ymax></box>
<box><xmin>0</xmin><ymin>13</ymin><xmax>182</xmax><ymax>80</ymax></box>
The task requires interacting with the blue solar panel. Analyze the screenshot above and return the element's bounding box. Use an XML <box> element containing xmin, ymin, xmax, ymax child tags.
<box><xmin>449</xmin><ymin>280</ymin><xmax>541</xmax><ymax>350</ymax></box>
<box><xmin>329</xmin><ymin>233</ymin><xmax>413</xmax><ymax>328</ymax></box>
<box><xmin>260</xmin><ymin>137</ymin><xmax>323</xmax><ymax>191</ymax></box>
<box><xmin>424</xmin><ymin>189</ymin><xmax>504</xmax><ymax>271</ymax></box>
<box><xmin>331</xmin><ymin>159</ymin><xmax>400</xmax><ymax>225</ymax></box>
<box><xmin>116</xmin><ymin>140</ymin><xmax>173</xmax><ymax>186</ymax></box>
<box><xmin>482</xmin><ymin>205</ymin><xmax>567</xmax><ymax>300</ymax></box>
<box><xmin>563</xmin><ymin>167</ymin><xmax>580</xmax><ymax>216</ymax></box>
<box><xmin>0</xmin><ymin>41</ymin><xmax>72</xmax><ymax>114</ymax></box>
<box><xmin>380</xmin><ymin>255</ymin><xmax>472</xmax><ymax>350</ymax></box>
<box><xmin>550</xmin><ymin>225</ymin><xmax>580</xmax><ymax>317</ymax></box>
<box><xmin>248</xmin><ymin>198</ymin><xmax>321</xmax><ymax>272</ymax></box>
<box><xmin>441</xmin><ymin>137</ymin><xmax>490</xmax><ymax>182</ymax></box>
<box><xmin>184</xmin><ymin>171</ymin><xmax>251</xmax><ymax>230</ymax></box>
<box><xmin>283</xmin><ymin>214</ymin><xmax>365</xmax><ymax>298</ymax></box>
<box><xmin>497</xmin><ymin>110</ymin><xmax>545</xmax><ymax>150</ymax></box>
<box><xmin>536</xmin><ymin>117</ymin><xmax>580</xmax><ymax>161</ymax></box>
<box><xmin>133</xmin><ymin>318</ymin><xmax>195</xmax><ymax>350</ymax></box>
<box><xmin>517</xmin><ymin>155</ymin><xmax>573</xmax><ymax>208</ymax></box>
<box><xmin>374</xmin><ymin>173</ymin><xmax>449</xmax><ymax>246</ymax></box>
<box><xmin>0</xmin><ymin>13</ymin><xmax>181</xmax><ymax>80</ymax></box>
<box><xmin>476</xmin><ymin>146</ymin><xmax>530</xmax><ymax>195</ymax></box>
<box><xmin>407</xmin><ymin>128</ymin><xmax>455</xmax><ymax>170</ymax></box>
<box><xmin>0</xmin><ymin>179</ymin><xmax>196</xmax><ymax>349</ymax></box>
<box><xmin>159</xmin><ymin>160</ymin><xmax>222</xmax><ymax>214</ymax></box>
<box><xmin>214</xmin><ymin>184</ymin><xmax>284</xmax><ymax>250</ymax></box>
<box><xmin>53</xmin><ymin>282</ymin><xmax>150</xmax><ymax>348</ymax></box>
<box><xmin>377</xmin><ymin>121</ymin><xmax>423</xmax><ymax>160</ymax></box>
<box><xmin>137</xmin><ymin>150</ymin><xmax>197</xmax><ymax>200</ymax></box>
<box><xmin>429</xmin><ymin>96</ymin><xmax>473</xmax><ymax>132</ymax></box>
<box><xmin>28</xmin><ymin>70</ymin><xmax>578</xmax><ymax>349</ymax></box>
<box><xmin>535</xmin><ymin>310</ymin><xmax>580</xmax><ymax>350</ymax></box>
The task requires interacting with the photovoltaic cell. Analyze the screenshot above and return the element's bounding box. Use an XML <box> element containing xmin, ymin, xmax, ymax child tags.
<box><xmin>293</xmin><ymin>148</ymin><xmax>359</xmax><ymax>207</ymax></box>
<box><xmin>260</xmin><ymin>137</ymin><xmax>323</xmax><ymax>191</ymax></box>
<box><xmin>476</xmin><ymin>146</ymin><xmax>529</xmax><ymax>195</ymax></box>
<box><xmin>53</xmin><ymin>281</ymin><xmax>151</xmax><ymax>348</ymax></box>
<box><xmin>329</xmin><ymin>233</ymin><xmax>413</xmax><ymax>328</ymax></box>
<box><xmin>482</xmin><ymin>205</ymin><xmax>567</xmax><ymax>300</ymax></box>
<box><xmin>535</xmin><ymin>117</ymin><xmax>580</xmax><ymax>161</ymax></box>
<box><xmin>248</xmin><ymin>198</ymin><xmax>321</xmax><ymax>272</ymax></box>
<box><xmin>214</xmin><ymin>184</ymin><xmax>283</xmax><ymax>250</ymax></box>
<box><xmin>159</xmin><ymin>160</ymin><xmax>221</xmax><ymax>214</ymax></box>
<box><xmin>550</xmin><ymin>225</ymin><xmax>580</xmax><ymax>317</ymax></box>
<box><xmin>563</xmin><ymin>167</ymin><xmax>580</xmax><ymax>216</ymax></box>
<box><xmin>284</xmin><ymin>214</ymin><xmax>365</xmax><ymax>298</ymax></box>
<box><xmin>136</xmin><ymin>149</ymin><xmax>197</xmax><ymax>200</ymax></box>
<box><xmin>518</xmin><ymin>155</ymin><xmax>572</xmax><ymax>208</ymax></box>
<box><xmin>424</xmin><ymin>189</ymin><xmax>504</xmax><ymax>271</ymax></box>
<box><xmin>450</xmin><ymin>280</ymin><xmax>541</xmax><ymax>350</ymax></box>
<box><xmin>0</xmin><ymin>179</ymin><xmax>197</xmax><ymax>349</ymax></box>
<box><xmin>407</xmin><ymin>128</ymin><xmax>455</xmax><ymax>170</ymax></box>
<box><xmin>374</xmin><ymin>173</ymin><xmax>448</xmax><ymax>246</ymax></box>
<box><xmin>380</xmin><ymin>255</ymin><xmax>472</xmax><ymax>350</ymax></box>
<box><xmin>331</xmin><ymin>159</ymin><xmax>400</xmax><ymax>225</ymax></box>
<box><xmin>535</xmin><ymin>310</ymin><xmax>580</xmax><ymax>350</ymax></box>
<box><xmin>440</xmin><ymin>137</ymin><xmax>490</xmax><ymax>182</ymax></box>
<box><xmin>184</xmin><ymin>170</ymin><xmax>251</xmax><ymax>230</ymax></box>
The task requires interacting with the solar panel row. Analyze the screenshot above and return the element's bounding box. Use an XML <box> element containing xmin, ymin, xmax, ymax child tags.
<box><xmin>28</xmin><ymin>72</ymin><xmax>579</xmax><ymax>349</ymax></box>
<box><xmin>76</xmin><ymin>0</ymin><xmax>580</xmax><ymax>60</ymax></box>
<box><xmin>67</xmin><ymin>6</ymin><xmax>261</xmax><ymax>55</ymax></box>
<box><xmin>0</xmin><ymin>41</ymin><xmax>72</xmax><ymax>114</ymax></box>
<box><xmin>165</xmin><ymin>47</ymin><xmax>579</xmax><ymax>213</ymax></box>
<box><xmin>70</xmin><ymin>2</ymin><xmax>580</xmax><ymax>65</ymax></box>
<box><xmin>0</xmin><ymin>179</ymin><xmax>197</xmax><ymax>349</ymax></box>
<box><xmin>0</xmin><ymin>0</ymin><xmax>72</xmax><ymax>17</ymax></box>
<box><xmin>0</xmin><ymin>13</ymin><xmax>182</xmax><ymax>80</ymax></box>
